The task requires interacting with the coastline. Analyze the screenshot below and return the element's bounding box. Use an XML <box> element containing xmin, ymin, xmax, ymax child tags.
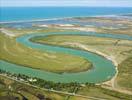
<box><xmin>0</xmin><ymin>13</ymin><xmax>131</xmax><ymax>24</ymax></box>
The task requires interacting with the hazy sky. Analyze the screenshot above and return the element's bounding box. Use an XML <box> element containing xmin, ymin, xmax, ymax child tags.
<box><xmin>1</xmin><ymin>0</ymin><xmax>132</xmax><ymax>7</ymax></box>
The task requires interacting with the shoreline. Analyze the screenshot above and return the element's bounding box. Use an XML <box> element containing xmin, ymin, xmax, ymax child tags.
<box><xmin>0</xmin><ymin>13</ymin><xmax>130</xmax><ymax>24</ymax></box>
<box><xmin>79</xmin><ymin>44</ymin><xmax>118</xmax><ymax>86</ymax></box>
<box><xmin>64</xmin><ymin>42</ymin><xmax>118</xmax><ymax>86</ymax></box>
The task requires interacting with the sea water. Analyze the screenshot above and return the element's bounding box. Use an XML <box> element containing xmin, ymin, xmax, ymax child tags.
<box><xmin>0</xmin><ymin>7</ymin><xmax>132</xmax><ymax>22</ymax></box>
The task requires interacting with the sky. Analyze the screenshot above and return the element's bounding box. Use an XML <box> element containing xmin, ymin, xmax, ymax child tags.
<box><xmin>1</xmin><ymin>0</ymin><xmax>132</xmax><ymax>7</ymax></box>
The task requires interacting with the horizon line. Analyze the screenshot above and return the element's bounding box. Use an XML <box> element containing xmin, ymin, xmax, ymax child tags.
<box><xmin>1</xmin><ymin>6</ymin><xmax>132</xmax><ymax>7</ymax></box>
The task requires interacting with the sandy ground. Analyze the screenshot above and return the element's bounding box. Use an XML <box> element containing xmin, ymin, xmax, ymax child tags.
<box><xmin>0</xmin><ymin>28</ymin><xmax>15</xmax><ymax>37</ymax></box>
<box><xmin>37</xmin><ymin>24</ymin><xmax>96</xmax><ymax>32</ymax></box>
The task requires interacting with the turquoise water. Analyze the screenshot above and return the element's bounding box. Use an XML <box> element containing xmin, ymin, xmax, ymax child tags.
<box><xmin>1</xmin><ymin>7</ymin><xmax>132</xmax><ymax>22</ymax></box>
<box><xmin>2</xmin><ymin>31</ymin><xmax>132</xmax><ymax>83</ymax></box>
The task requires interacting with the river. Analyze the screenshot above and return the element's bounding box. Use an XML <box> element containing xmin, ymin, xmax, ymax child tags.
<box><xmin>1</xmin><ymin>31</ymin><xmax>132</xmax><ymax>83</ymax></box>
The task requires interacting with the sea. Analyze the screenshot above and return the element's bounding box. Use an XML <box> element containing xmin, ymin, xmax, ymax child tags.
<box><xmin>0</xmin><ymin>7</ymin><xmax>132</xmax><ymax>22</ymax></box>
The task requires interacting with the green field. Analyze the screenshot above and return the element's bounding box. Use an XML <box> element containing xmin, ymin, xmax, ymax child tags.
<box><xmin>117</xmin><ymin>56</ymin><xmax>132</xmax><ymax>91</ymax></box>
<box><xmin>31</xmin><ymin>34</ymin><xmax>132</xmax><ymax>64</ymax></box>
<box><xmin>0</xmin><ymin>32</ymin><xmax>92</xmax><ymax>73</ymax></box>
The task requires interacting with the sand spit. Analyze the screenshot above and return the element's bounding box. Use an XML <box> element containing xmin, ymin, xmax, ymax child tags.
<box><xmin>0</xmin><ymin>28</ymin><xmax>15</xmax><ymax>37</ymax></box>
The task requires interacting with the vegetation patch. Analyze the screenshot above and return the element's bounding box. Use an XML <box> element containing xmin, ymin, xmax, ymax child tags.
<box><xmin>0</xmin><ymin>32</ymin><xmax>92</xmax><ymax>73</ymax></box>
<box><xmin>117</xmin><ymin>57</ymin><xmax>132</xmax><ymax>91</ymax></box>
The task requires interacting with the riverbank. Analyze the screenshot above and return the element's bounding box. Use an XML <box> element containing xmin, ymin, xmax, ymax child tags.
<box><xmin>62</xmin><ymin>42</ymin><xmax>118</xmax><ymax>86</ymax></box>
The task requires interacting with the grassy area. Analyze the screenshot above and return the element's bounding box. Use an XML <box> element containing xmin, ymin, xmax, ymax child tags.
<box><xmin>76</xmin><ymin>86</ymin><xmax>132</xmax><ymax>100</ymax></box>
<box><xmin>0</xmin><ymin>32</ymin><xmax>92</xmax><ymax>73</ymax></box>
<box><xmin>31</xmin><ymin>34</ymin><xmax>132</xmax><ymax>64</ymax></box>
<box><xmin>117</xmin><ymin>56</ymin><xmax>132</xmax><ymax>91</ymax></box>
